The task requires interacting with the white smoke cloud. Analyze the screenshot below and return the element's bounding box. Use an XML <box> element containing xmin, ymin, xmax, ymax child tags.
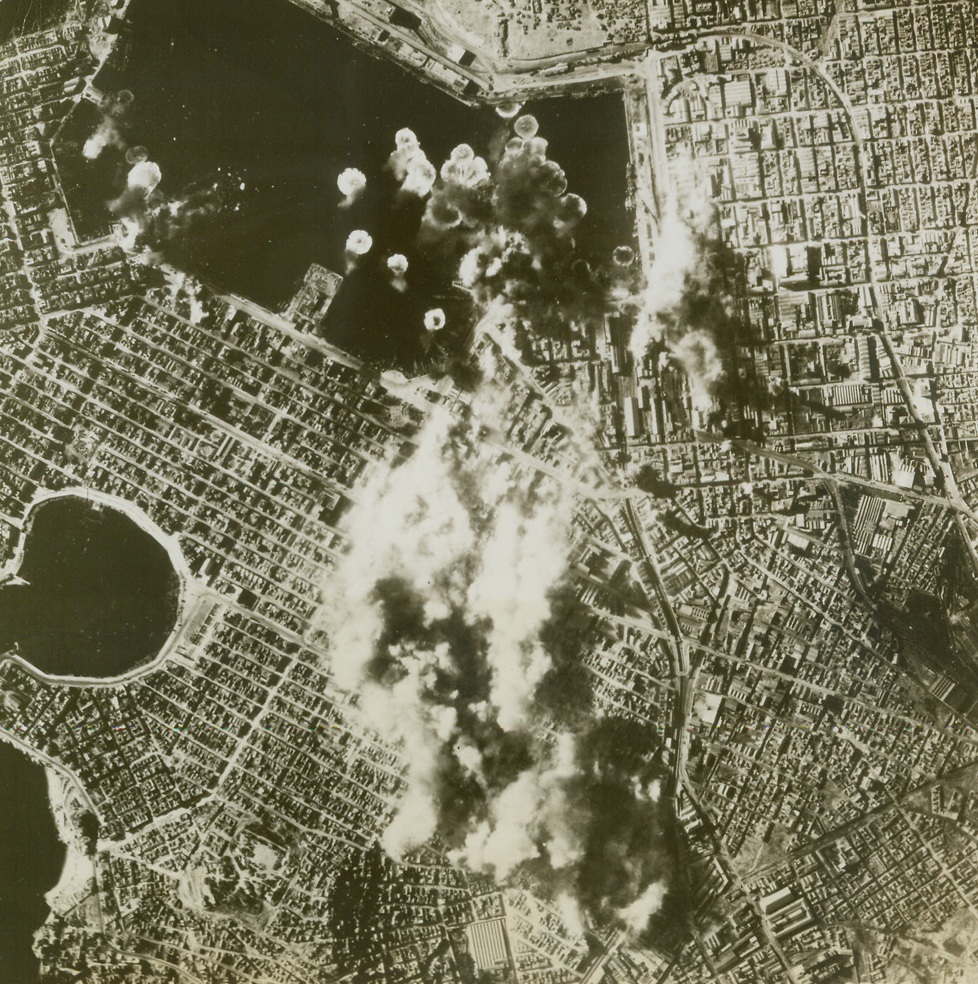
<box><xmin>108</xmin><ymin>160</ymin><xmax>163</xmax><ymax>252</ymax></box>
<box><xmin>92</xmin><ymin>109</ymin><xmax>228</xmax><ymax>259</ymax></box>
<box><xmin>337</xmin><ymin>167</ymin><xmax>367</xmax><ymax>208</ymax></box>
<box><xmin>361</xmin><ymin>671</ymin><xmax>447</xmax><ymax>858</ymax></box>
<box><xmin>387</xmin><ymin>253</ymin><xmax>409</xmax><ymax>292</ymax></box>
<box><xmin>125</xmin><ymin>145</ymin><xmax>149</xmax><ymax>166</ymax></box>
<box><xmin>83</xmin><ymin>117</ymin><xmax>123</xmax><ymax>160</ymax></box>
<box><xmin>458</xmin><ymin>774</ymin><xmax>546</xmax><ymax>877</ymax></box>
<box><xmin>314</xmin><ymin>388</ymin><xmax>573</xmax><ymax>858</ymax></box>
<box><xmin>387</xmin><ymin>253</ymin><xmax>409</xmax><ymax>276</ymax></box>
<box><xmin>116</xmin><ymin>216</ymin><xmax>142</xmax><ymax>253</ymax></box>
<box><xmin>345</xmin><ymin>229</ymin><xmax>373</xmax><ymax>256</ymax></box>
<box><xmin>618</xmin><ymin>880</ymin><xmax>669</xmax><ymax>935</ymax></box>
<box><xmin>127</xmin><ymin>160</ymin><xmax>162</xmax><ymax>194</ymax></box>
<box><xmin>165</xmin><ymin>270</ymin><xmax>208</xmax><ymax>326</ymax></box>
<box><xmin>440</xmin><ymin>145</ymin><xmax>492</xmax><ymax>196</ymax></box>
<box><xmin>629</xmin><ymin>196</ymin><xmax>727</xmax><ymax>409</ymax></box>
<box><xmin>514</xmin><ymin>113</ymin><xmax>539</xmax><ymax>140</ymax></box>
<box><xmin>84</xmin><ymin>89</ymin><xmax>210</xmax><ymax>260</ymax></box>
<box><xmin>629</xmin><ymin>206</ymin><xmax>697</xmax><ymax>364</ymax></box>
<box><xmin>458</xmin><ymin>228</ymin><xmax>533</xmax><ymax>292</ymax></box>
<box><xmin>454</xmin><ymin>733</ymin><xmax>578</xmax><ymax>878</ymax></box>
<box><xmin>423</xmin><ymin>307</ymin><xmax>446</xmax><ymax>332</ymax></box>
<box><xmin>344</xmin><ymin>229</ymin><xmax>373</xmax><ymax>270</ymax></box>
<box><xmin>388</xmin><ymin>128</ymin><xmax>437</xmax><ymax>198</ymax></box>
<box><xmin>315</xmin><ymin>411</ymin><xmax>474</xmax><ymax>691</ymax></box>
<box><xmin>467</xmin><ymin>500</ymin><xmax>567</xmax><ymax>730</ymax></box>
<box><xmin>671</xmin><ymin>332</ymin><xmax>724</xmax><ymax>407</ymax></box>
<box><xmin>422</xmin><ymin>144</ymin><xmax>492</xmax><ymax>231</ymax></box>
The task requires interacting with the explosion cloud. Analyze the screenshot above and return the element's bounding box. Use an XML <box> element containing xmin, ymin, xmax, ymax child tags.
<box><xmin>387</xmin><ymin>254</ymin><xmax>408</xmax><ymax>276</ymax></box>
<box><xmin>108</xmin><ymin>159</ymin><xmax>165</xmax><ymax>250</ymax></box>
<box><xmin>81</xmin><ymin>89</ymin><xmax>134</xmax><ymax>161</ymax></box>
<box><xmin>421</xmin><ymin>143</ymin><xmax>492</xmax><ymax>233</ymax></box>
<box><xmin>127</xmin><ymin>160</ymin><xmax>162</xmax><ymax>194</ymax></box>
<box><xmin>337</xmin><ymin>166</ymin><xmax>367</xmax><ymax>207</ymax></box>
<box><xmin>333</xmin><ymin>116</ymin><xmax>615</xmax><ymax>370</ymax></box>
<box><xmin>111</xmin><ymin>172</ymin><xmax>230</xmax><ymax>260</ymax></box>
<box><xmin>613</xmin><ymin>244</ymin><xmax>635</xmax><ymax>267</ymax></box>
<box><xmin>423</xmin><ymin>308</ymin><xmax>446</xmax><ymax>332</ymax></box>
<box><xmin>83</xmin><ymin>89</ymin><xmax>229</xmax><ymax>260</ymax></box>
<box><xmin>386</xmin><ymin>253</ymin><xmax>409</xmax><ymax>292</ymax></box>
<box><xmin>124</xmin><ymin>145</ymin><xmax>149</xmax><ymax>165</ymax></box>
<box><xmin>388</xmin><ymin>128</ymin><xmax>437</xmax><ymax>198</ymax></box>
<box><xmin>495</xmin><ymin>102</ymin><xmax>523</xmax><ymax>119</ymax></box>
<box><xmin>419</xmin><ymin>117</ymin><xmax>606</xmax><ymax>341</ymax></box>
<box><xmin>513</xmin><ymin>113</ymin><xmax>539</xmax><ymax>139</ymax></box>
<box><xmin>345</xmin><ymin>229</ymin><xmax>373</xmax><ymax>266</ymax></box>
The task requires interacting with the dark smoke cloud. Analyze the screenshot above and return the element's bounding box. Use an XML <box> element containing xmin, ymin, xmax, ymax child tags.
<box><xmin>316</xmin><ymin>402</ymin><xmax>681</xmax><ymax>940</ymax></box>
<box><xmin>556</xmin><ymin>719</ymin><xmax>674</xmax><ymax>936</ymax></box>
<box><xmin>420</xmin><ymin>117</ymin><xmax>608</xmax><ymax>341</ymax></box>
<box><xmin>103</xmin><ymin>164</ymin><xmax>236</xmax><ymax>263</ymax></box>
<box><xmin>354</xmin><ymin>570</ymin><xmax>678</xmax><ymax>939</ymax></box>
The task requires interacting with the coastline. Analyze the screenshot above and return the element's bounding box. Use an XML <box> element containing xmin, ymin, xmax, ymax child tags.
<box><xmin>0</xmin><ymin>736</ymin><xmax>90</xmax><ymax>980</ymax></box>
<box><xmin>42</xmin><ymin>767</ymin><xmax>95</xmax><ymax>918</ymax></box>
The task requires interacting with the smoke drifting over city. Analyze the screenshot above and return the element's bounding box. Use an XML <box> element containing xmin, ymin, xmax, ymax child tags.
<box><xmin>80</xmin><ymin>104</ymin><xmax>723</xmax><ymax>935</ymax></box>
<box><xmin>629</xmin><ymin>195</ymin><xmax>739</xmax><ymax>408</ymax></box>
<box><xmin>315</xmin><ymin>348</ymin><xmax>678</xmax><ymax>940</ymax></box>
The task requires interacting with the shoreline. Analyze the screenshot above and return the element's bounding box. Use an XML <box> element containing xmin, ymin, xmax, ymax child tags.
<box><xmin>0</xmin><ymin>735</ymin><xmax>96</xmax><ymax>975</ymax></box>
<box><xmin>42</xmin><ymin>767</ymin><xmax>95</xmax><ymax>918</ymax></box>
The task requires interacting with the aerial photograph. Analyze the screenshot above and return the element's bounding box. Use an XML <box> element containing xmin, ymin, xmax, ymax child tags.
<box><xmin>2</xmin><ymin>0</ymin><xmax>978</xmax><ymax>980</ymax></box>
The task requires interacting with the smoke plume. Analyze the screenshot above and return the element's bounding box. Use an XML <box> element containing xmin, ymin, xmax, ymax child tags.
<box><xmin>81</xmin><ymin>92</ymin><xmax>228</xmax><ymax>259</ymax></box>
<box><xmin>108</xmin><ymin>159</ymin><xmax>165</xmax><ymax>250</ymax></box>
<box><xmin>108</xmin><ymin>166</ymin><xmax>228</xmax><ymax>258</ymax></box>
<box><xmin>81</xmin><ymin>89</ymin><xmax>133</xmax><ymax>160</ymax></box>
<box><xmin>629</xmin><ymin>197</ymin><xmax>737</xmax><ymax>409</ymax></box>
<box><xmin>315</xmin><ymin>361</ymin><xmax>678</xmax><ymax>939</ymax></box>
<box><xmin>83</xmin><ymin>116</ymin><xmax>124</xmax><ymax>160</ymax></box>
